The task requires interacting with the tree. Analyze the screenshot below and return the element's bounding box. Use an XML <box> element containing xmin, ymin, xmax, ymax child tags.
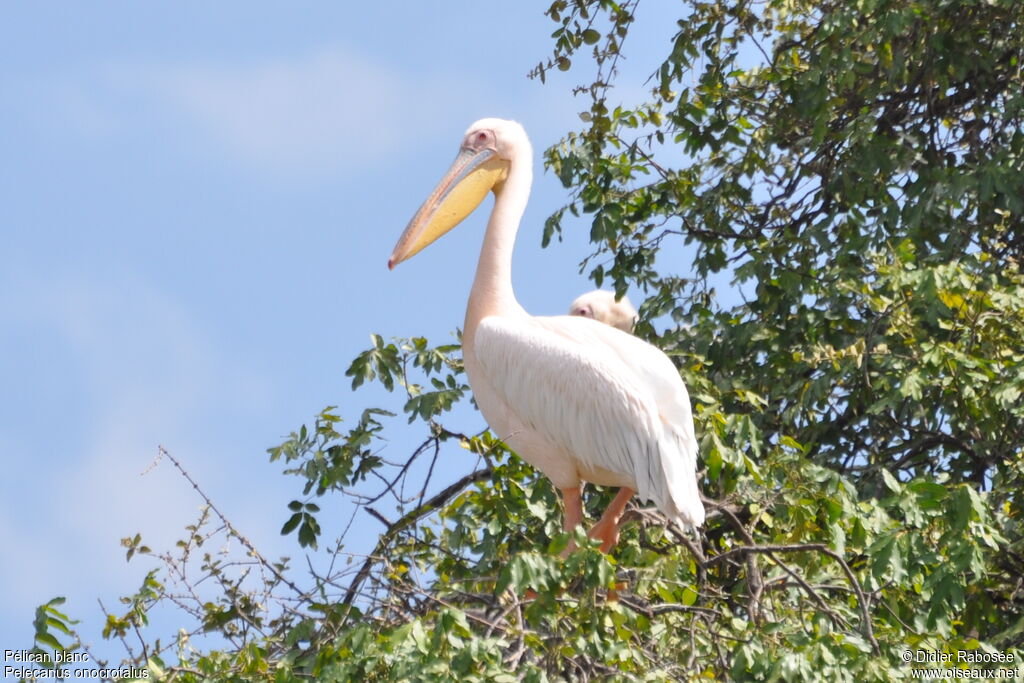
<box><xmin>25</xmin><ymin>0</ymin><xmax>1024</xmax><ymax>680</ymax></box>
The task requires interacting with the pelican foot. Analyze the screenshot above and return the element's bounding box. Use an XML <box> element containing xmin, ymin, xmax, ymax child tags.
<box><xmin>588</xmin><ymin>518</ymin><xmax>622</xmax><ymax>554</ymax></box>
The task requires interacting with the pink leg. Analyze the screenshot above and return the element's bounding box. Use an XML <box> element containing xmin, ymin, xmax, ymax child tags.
<box><xmin>562</xmin><ymin>486</ymin><xmax>584</xmax><ymax>532</ymax></box>
<box><xmin>588</xmin><ymin>487</ymin><xmax>634</xmax><ymax>553</ymax></box>
<box><xmin>560</xmin><ymin>486</ymin><xmax>584</xmax><ymax>557</ymax></box>
<box><xmin>524</xmin><ymin>487</ymin><xmax>587</xmax><ymax>599</ymax></box>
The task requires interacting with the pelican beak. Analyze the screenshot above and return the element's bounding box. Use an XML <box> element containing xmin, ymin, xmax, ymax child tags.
<box><xmin>388</xmin><ymin>147</ymin><xmax>509</xmax><ymax>269</ymax></box>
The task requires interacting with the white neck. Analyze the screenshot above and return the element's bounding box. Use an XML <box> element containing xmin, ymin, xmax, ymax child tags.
<box><xmin>465</xmin><ymin>150</ymin><xmax>532</xmax><ymax>332</ymax></box>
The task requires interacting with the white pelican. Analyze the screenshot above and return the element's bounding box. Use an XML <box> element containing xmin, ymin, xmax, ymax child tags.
<box><xmin>388</xmin><ymin>118</ymin><xmax>704</xmax><ymax>552</ymax></box>
<box><xmin>569</xmin><ymin>289</ymin><xmax>638</xmax><ymax>333</ymax></box>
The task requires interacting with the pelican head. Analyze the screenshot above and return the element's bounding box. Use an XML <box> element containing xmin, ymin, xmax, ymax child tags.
<box><xmin>388</xmin><ymin>118</ymin><xmax>530</xmax><ymax>269</ymax></box>
<box><xmin>569</xmin><ymin>290</ymin><xmax>639</xmax><ymax>332</ymax></box>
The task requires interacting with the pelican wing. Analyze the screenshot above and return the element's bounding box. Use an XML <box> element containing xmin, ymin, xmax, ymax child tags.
<box><xmin>474</xmin><ymin>314</ymin><xmax>704</xmax><ymax>527</ymax></box>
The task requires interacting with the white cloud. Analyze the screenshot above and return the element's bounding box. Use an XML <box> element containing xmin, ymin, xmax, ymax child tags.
<box><xmin>4</xmin><ymin>44</ymin><xmax>591</xmax><ymax>183</ymax></box>
<box><xmin>133</xmin><ymin>48</ymin><xmax>412</xmax><ymax>174</ymax></box>
<box><xmin>0</xmin><ymin>268</ymin><xmax>280</xmax><ymax>616</ymax></box>
<box><xmin>99</xmin><ymin>46</ymin><xmax>493</xmax><ymax>179</ymax></box>
<box><xmin>4</xmin><ymin>46</ymin><xmax>470</xmax><ymax>178</ymax></box>
<box><xmin>30</xmin><ymin>45</ymin><xmax>614</xmax><ymax>185</ymax></box>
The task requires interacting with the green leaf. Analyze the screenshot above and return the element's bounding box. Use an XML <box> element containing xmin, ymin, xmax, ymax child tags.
<box><xmin>880</xmin><ymin>469</ymin><xmax>901</xmax><ymax>494</ymax></box>
<box><xmin>280</xmin><ymin>512</ymin><xmax>302</xmax><ymax>536</ymax></box>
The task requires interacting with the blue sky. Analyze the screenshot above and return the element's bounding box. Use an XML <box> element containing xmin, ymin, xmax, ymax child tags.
<box><xmin>1</xmin><ymin>1</ymin><xmax>688</xmax><ymax>667</ymax></box>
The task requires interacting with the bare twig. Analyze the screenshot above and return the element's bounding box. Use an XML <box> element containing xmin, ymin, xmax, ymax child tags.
<box><xmin>703</xmin><ymin>541</ymin><xmax>878</xmax><ymax>653</ymax></box>
<box><xmin>340</xmin><ymin>467</ymin><xmax>493</xmax><ymax>615</ymax></box>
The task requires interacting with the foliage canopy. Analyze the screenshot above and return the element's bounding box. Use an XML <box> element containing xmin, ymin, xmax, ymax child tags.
<box><xmin>26</xmin><ymin>0</ymin><xmax>1024</xmax><ymax>680</ymax></box>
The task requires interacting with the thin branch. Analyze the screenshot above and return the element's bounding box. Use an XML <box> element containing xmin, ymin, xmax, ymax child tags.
<box><xmin>340</xmin><ymin>467</ymin><xmax>494</xmax><ymax>614</ymax></box>
<box><xmin>155</xmin><ymin>446</ymin><xmax>307</xmax><ymax>599</ymax></box>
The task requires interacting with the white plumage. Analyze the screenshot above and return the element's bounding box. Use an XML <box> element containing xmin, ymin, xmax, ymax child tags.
<box><xmin>475</xmin><ymin>314</ymin><xmax>704</xmax><ymax>528</ymax></box>
<box><xmin>389</xmin><ymin>118</ymin><xmax>704</xmax><ymax>552</ymax></box>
